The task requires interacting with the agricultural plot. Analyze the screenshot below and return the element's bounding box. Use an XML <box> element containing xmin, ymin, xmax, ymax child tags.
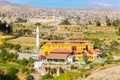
<box><xmin>8</xmin><ymin>37</ymin><xmax>36</xmax><ymax>49</ymax></box>
<box><xmin>86</xmin><ymin>33</ymin><xmax>120</xmax><ymax>41</ymax></box>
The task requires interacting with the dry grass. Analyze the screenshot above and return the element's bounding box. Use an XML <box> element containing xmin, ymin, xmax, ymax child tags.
<box><xmin>8</xmin><ymin>37</ymin><xmax>36</xmax><ymax>49</ymax></box>
<box><xmin>17</xmin><ymin>71</ymin><xmax>28</xmax><ymax>80</ymax></box>
<box><xmin>0</xmin><ymin>35</ymin><xmax>14</xmax><ymax>45</ymax></box>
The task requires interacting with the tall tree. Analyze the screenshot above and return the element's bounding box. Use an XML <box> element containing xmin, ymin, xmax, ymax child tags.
<box><xmin>106</xmin><ymin>16</ymin><xmax>111</xmax><ymax>26</ymax></box>
<box><xmin>95</xmin><ymin>20</ymin><xmax>101</xmax><ymax>26</ymax></box>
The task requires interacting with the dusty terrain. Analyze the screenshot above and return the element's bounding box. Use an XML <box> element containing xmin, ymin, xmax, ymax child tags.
<box><xmin>86</xmin><ymin>65</ymin><xmax>120</xmax><ymax>80</ymax></box>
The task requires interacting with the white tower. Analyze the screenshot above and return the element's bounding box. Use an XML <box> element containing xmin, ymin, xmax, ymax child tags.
<box><xmin>36</xmin><ymin>26</ymin><xmax>40</xmax><ymax>50</ymax></box>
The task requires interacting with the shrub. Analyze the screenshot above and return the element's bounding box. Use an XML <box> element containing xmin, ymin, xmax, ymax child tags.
<box><xmin>95</xmin><ymin>20</ymin><xmax>101</xmax><ymax>26</ymax></box>
<box><xmin>71</xmin><ymin>65</ymin><xmax>77</xmax><ymax>70</ymax></box>
<box><xmin>42</xmin><ymin>73</ymin><xmax>53</xmax><ymax>80</ymax></box>
<box><xmin>59</xmin><ymin>67</ymin><xmax>64</xmax><ymax>74</ymax></box>
<box><xmin>22</xmin><ymin>68</ymin><xmax>29</xmax><ymax>73</ymax></box>
<box><xmin>14</xmin><ymin>44</ymin><xmax>21</xmax><ymax>50</ymax></box>
<box><xmin>59</xmin><ymin>19</ymin><xmax>71</xmax><ymax>25</ymax></box>
<box><xmin>17</xmin><ymin>58</ymin><xmax>28</xmax><ymax>66</ymax></box>
<box><xmin>26</xmin><ymin>75</ymin><xmax>34</xmax><ymax>80</ymax></box>
<box><xmin>7</xmin><ymin>67</ymin><xmax>19</xmax><ymax>76</ymax></box>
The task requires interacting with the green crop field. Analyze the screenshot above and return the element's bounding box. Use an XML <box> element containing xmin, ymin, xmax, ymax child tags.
<box><xmin>85</xmin><ymin>32</ymin><xmax>120</xmax><ymax>40</ymax></box>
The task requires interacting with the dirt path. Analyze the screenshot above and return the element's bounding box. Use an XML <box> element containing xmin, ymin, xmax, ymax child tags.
<box><xmin>86</xmin><ymin>65</ymin><xmax>120</xmax><ymax>80</ymax></box>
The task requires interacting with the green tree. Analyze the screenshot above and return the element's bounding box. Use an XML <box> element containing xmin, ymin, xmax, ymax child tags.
<box><xmin>42</xmin><ymin>73</ymin><xmax>53</xmax><ymax>80</ymax></box>
<box><xmin>22</xmin><ymin>68</ymin><xmax>29</xmax><ymax>73</ymax></box>
<box><xmin>9</xmin><ymin>43</ymin><xmax>14</xmax><ymax>49</ymax></box>
<box><xmin>82</xmin><ymin>51</ymin><xmax>88</xmax><ymax>63</ymax></box>
<box><xmin>92</xmin><ymin>38</ymin><xmax>103</xmax><ymax>48</ymax></box>
<box><xmin>59</xmin><ymin>19</ymin><xmax>71</xmax><ymax>25</ymax></box>
<box><xmin>51</xmin><ymin>68</ymin><xmax>57</xmax><ymax>75</ymax></box>
<box><xmin>117</xmin><ymin>26</ymin><xmax>120</xmax><ymax>35</ymax></box>
<box><xmin>26</xmin><ymin>75</ymin><xmax>34</xmax><ymax>80</ymax></box>
<box><xmin>59</xmin><ymin>67</ymin><xmax>64</xmax><ymax>74</ymax></box>
<box><xmin>110</xmin><ymin>40</ymin><xmax>120</xmax><ymax>49</ymax></box>
<box><xmin>18</xmin><ymin>58</ymin><xmax>28</xmax><ymax>66</ymax></box>
<box><xmin>106</xmin><ymin>16</ymin><xmax>111</xmax><ymax>26</ymax></box>
<box><xmin>0</xmin><ymin>69</ymin><xmax>19</xmax><ymax>80</ymax></box>
<box><xmin>88</xmin><ymin>20</ymin><xmax>92</xmax><ymax>25</ymax></box>
<box><xmin>7</xmin><ymin>67</ymin><xmax>19</xmax><ymax>76</ymax></box>
<box><xmin>14</xmin><ymin>44</ymin><xmax>21</xmax><ymax>50</ymax></box>
<box><xmin>0</xmin><ymin>20</ymin><xmax>13</xmax><ymax>34</ymax></box>
<box><xmin>28</xmin><ymin>57</ymin><xmax>35</xmax><ymax>63</ymax></box>
<box><xmin>112</xmin><ymin>20</ymin><xmax>118</xmax><ymax>27</ymax></box>
<box><xmin>71</xmin><ymin>65</ymin><xmax>78</xmax><ymax>70</ymax></box>
<box><xmin>0</xmin><ymin>49</ymin><xmax>9</xmax><ymax>61</ymax></box>
<box><xmin>6</xmin><ymin>53</ymin><xmax>14</xmax><ymax>61</ymax></box>
<box><xmin>35</xmin><ymin>22</ymin><xmax>41</xmax><ymax>26</ymax></box>
<box><xmin>95</xmin><ymin>20</ymin><xmax>101</xmax><ymax>26</ymax></box>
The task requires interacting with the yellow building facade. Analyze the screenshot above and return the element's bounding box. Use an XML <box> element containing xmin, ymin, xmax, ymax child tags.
<box><xmin>75</xmin><ymin>54</ymin><xmax>98</xmax><ymax>61</ymax></box>
<box><xmin>42</xmin><ymin>44</ymin><xmax>72</xmax><ymax>55</ymax></box>
<box><xmin>42</xmin><ymin>40</ymin><xmax>94</xmax><ymax>56</ymax></box>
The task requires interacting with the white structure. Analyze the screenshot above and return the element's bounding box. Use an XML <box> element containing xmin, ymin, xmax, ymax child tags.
<box><xmin>34</xmin><ymin>60</ymin><xmax>47</xmax><ymax>69</ymax></box>
<box><xmin>36</xmin><ymin>26</ymin><xmax>40</xmax><ymax>50</ymax></box>
<box><xmin>32</xmin><ymin>54</ymin><xmax>39</xmax><ymax>60</ymax></box>
<box><xmin>34</xmin><ymin>61</ymin><xmax>42</xmax><ymax>69</ymax></box>
<box><xmin>67</xmin><ymin>56</ymin><xmax>75</xmax><ymax>63</ymax></box>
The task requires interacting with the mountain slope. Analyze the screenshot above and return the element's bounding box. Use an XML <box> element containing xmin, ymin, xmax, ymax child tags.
<box><xmin>0</xmin><ymin>0</ymin><xmax>12</xmax><ymax>6</ymax></box>
<box><xmin>0</xmin><ymin>0</ymin><xmax>120</xmax><ymax>26</ymax></box>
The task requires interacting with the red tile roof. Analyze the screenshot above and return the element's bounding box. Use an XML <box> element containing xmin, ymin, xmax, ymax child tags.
<box><xmin>43</xmin><ymin>43</ymin><xmax>89</xmax><ymax>46</ymax></box>
<box><xmin>88</xmin><ymin>50</ymin><xmax>101</xmax><ymax>54</ymax></box>
<box><xmin>68</xmin><ymin>55</ymin><xmax>74</xmax><ymax>58</ymax></box>
<box><xmin>43</xmin><ymin>40</ymin><xmax>93</xmax><ymax>46</ymax></box>
<box><xmin>38</xmin><ymin>55</ymin><xmax>46</xmax><ymax>60</ymax></box>
<box><xmin>94</xmin><ymin>49</ymin><xmax>101</xmax><ymax>52</ymax></box>
<box><xmin>47</xmin><ymin>53</ymin><xmax>69</xmax><ymax>59</ymax></box>
<box><xmin>47</xmin><ymin>40</ymin><xmax>93</xmax><ymax>43</ymax></box>
<box><xmin>74</xmin><ymin>50</ymin><xmax>83</xmax><ymax>53</ymax></box>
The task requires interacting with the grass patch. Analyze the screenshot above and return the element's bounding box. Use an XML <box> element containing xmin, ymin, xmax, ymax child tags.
<box><xmin>51</xmin><ymin>71</ymin><xmax>81</xmax><ymax>80</ymax></box>
<box><xmin>8</xmin><ymin>37</ymin><xmax>36</xmax><ymax>49</ymax></box>
<box><xmin>0</xmin><ymin>63</ymin><xmax>25</xmax><ymax>69</ymax></box>
<box><xmin>85</xmin><ymin>32</ymin><xmax>119</xmax><ymax>40</ymax></box>
<box><xmin>112</xmin><ymin>50</ymin><xmax>120</xmax><ymax>57</ymax></box>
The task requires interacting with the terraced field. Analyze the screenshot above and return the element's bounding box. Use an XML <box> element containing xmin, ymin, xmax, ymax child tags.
<box><xmin>8</xmin><ymin>37</ymin><xmax>36</xmax><ymax>49</ymax></box>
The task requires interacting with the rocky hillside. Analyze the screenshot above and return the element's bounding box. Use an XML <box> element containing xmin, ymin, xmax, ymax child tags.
<box><xmin>1</xmin><ymin>0</ymin><xmax>120</xmax><ymax>25</ymax></box>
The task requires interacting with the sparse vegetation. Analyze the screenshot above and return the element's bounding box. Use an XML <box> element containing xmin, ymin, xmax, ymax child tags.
<box><xmin>59</xmin><ymin>19</ymin><xmax>71</xmax><ymax>25</ymax></box>
<box><xmin>42</xmin><ymin>73</ymin><xmax>53</xmax><ymax>80</ymax></box>
<box><xmin>15</xmin><ymin>18</ymin><xmax>27</xmax><ymax>23</ymax></box>
<box><xmin>26</xmin><ymin>75</ymin><xmax>34</xmax><ymax>80</ymax></box>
